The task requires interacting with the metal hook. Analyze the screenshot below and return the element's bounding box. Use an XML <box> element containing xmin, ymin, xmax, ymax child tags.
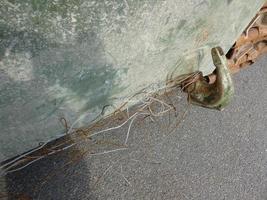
<box><xmin>184</xmin><ymin>47</ymin><xmax>234</xmax><ymax>110</ymax></box>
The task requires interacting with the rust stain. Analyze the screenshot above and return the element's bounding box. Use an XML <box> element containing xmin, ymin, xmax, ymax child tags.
<box><xmin>195</xmin><ymin>29</ymin><xmax>209</xmax><ymax>47</ymax></box>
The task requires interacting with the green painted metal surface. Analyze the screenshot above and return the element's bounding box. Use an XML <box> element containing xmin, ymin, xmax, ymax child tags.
<box><xmin>0</xmin><ymin>0</ymin><xmax>265</xmax><ymax>161</ymax></box>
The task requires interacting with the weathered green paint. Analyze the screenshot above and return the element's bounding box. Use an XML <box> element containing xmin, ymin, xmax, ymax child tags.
<box><xmin>185</xmin><ymin>47</ymin><xmax>234</xmax><ymax>110</ymax></box>
<box><xmin>0</xmin><ymin>0</ymin><xmax>265</xmax><ymax>161</ymax></box>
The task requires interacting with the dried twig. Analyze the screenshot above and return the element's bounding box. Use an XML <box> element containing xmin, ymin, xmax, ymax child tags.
<box><xmin>1</xmin><ymin>72</ymin><xmax>198</xmax><ymax>175</ymax></box>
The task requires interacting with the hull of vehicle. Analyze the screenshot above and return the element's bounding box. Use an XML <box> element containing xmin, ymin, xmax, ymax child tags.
<box><xmin>0</xmin><ymin>0</ymin><xmax>265</xmax><ymax>161</ymax></box>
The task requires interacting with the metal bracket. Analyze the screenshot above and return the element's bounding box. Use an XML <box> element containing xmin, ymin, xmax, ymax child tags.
<box><xmin>184</xmin><ymin>47</ymin><xmax>234</xmax><ymax>110</ymax></box>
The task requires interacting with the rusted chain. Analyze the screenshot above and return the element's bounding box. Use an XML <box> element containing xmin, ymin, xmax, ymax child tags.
<box><xmin>226</xmin><ymin>2</ymin><xmax>267</xmax><ymax>73</ymax></box>
<box><xmin>182</xmin><ymin>2</ymin><xmax>267</xmax><ymax>90</ymax></box>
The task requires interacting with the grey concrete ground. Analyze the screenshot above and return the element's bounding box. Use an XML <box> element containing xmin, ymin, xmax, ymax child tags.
<box><xmin>1</xmin><ymin>56</ymin><xmax>267</xmax><ymax>200</ymax></box>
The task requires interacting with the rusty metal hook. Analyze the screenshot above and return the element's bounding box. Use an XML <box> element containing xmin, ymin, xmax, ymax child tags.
<box><xmin>184</xmin><ymin>47</ymin><xmax>234</xmax><ymax>110</ymax></box>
